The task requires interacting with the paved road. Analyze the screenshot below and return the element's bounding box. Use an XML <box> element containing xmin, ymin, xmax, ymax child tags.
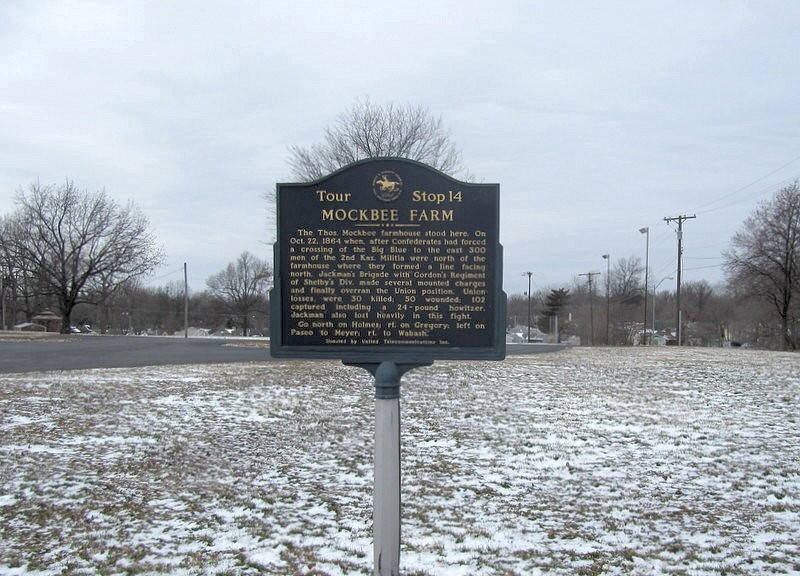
<box><xmin>0</xmin><ymin>335</ymin><xmax>563</xmax><ymax>374</ymax></box>
<box><xmin>0</xmin><ymin>336</ymin><xmax>269</xmax><ymax>374</ymax></box>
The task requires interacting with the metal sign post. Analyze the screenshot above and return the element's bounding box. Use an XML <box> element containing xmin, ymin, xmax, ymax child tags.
<box><xmin>346</xmin><ymin>361</ymin><xmax>430</xmax><ymax>575</ymax></box>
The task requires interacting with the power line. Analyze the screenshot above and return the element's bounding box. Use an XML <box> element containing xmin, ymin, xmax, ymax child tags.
<box><xmin>684</xmin><ymin>263</ymin><xmax>724</xmax><ymax>272</ymax></box>
<box><xmin>147</xmin><ymin>266</ymin><xmax>185</xmax><ymax>283</ymax></box>
<box><xmin>696</xmin><ymin>176</ymin><xmax>799</xmax><ymax>216</ymax></box>
<box><xmin>694</xmin><ymin>154</ymin><xmax>800</xmax><ymax>215</ymax></box>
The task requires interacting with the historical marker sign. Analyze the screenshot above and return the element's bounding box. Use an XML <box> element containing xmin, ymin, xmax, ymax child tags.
<box><xmin>270</xmin><ymin>157</ymin><xmax>506</xmax><ymax>361</ymax></box>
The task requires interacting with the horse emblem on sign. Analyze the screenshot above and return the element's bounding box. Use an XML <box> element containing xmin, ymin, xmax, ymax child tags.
<box><xmin>372</xmin><ymin>171</ymin><xmax>403</xmax><ymax>202</ymax></box>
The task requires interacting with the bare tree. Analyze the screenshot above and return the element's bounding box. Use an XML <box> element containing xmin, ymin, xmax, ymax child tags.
<box><xmin>682</xmin><ymin>280</ymin><xmax>714</xmax><ymax>323</ymax></box>
<box><xmin>206</xmin><ymin>251</ymin><xmax>271</xmax><ymax>336</ymax></box>
<box><xmin>288</xmin><ymin>98</ymin><xmax>468</xmax><ymax>181</ymax></box>
<box><xmin>7</xmin><ymin>181</ymin><xmax>164</xmax><ymax>333</ymax></box>
<box><xmin>0</xmin><ymin>216</ymin><xmax>22</xmax><ymax>329</ymax></box>
<box><xmin>680</xmin><ymin>280</ymin><xmax>732</xmax><ymax>345</ymax></box>
<box><xmin>603</xmin><ymin>256</ymin><xmax>644</xmax><ymax>344</ymax></box>
<box><xmin>611</xmin><ymin>256</ymin><xmax>644</xmax><ymax>303</ymax></box>
<box><xmin>724</xmin><ymin>181</ymin><xmax>800</xmax><ymax>350</ymax></box>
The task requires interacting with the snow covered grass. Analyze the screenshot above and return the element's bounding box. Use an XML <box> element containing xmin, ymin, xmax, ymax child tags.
<box><xmin>1</xmin><ymin>347</ymin><xmax>798</xmax><ymax>575</ymax></box>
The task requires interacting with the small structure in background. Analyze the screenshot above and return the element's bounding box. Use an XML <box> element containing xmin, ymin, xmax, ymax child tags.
<box><xmin>14</xmin><ymin>322</ymin><xmax>46</xmax><ymax>332</ymax></box>
<box><xmin>506</xmin><ymin>324</ymin><xmax>546</xmax><ymax>343</ymax></box>
<box><xmin>31</xmin><ymin>310</ymin><xmax>61</xmax><ymax>333</ymax></box>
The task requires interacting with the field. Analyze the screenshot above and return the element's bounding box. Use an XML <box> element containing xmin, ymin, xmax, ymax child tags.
<box><xmin>1</xmin><ymin>347</ymin><xmax>798</xmax><ymax>575</ymax></box>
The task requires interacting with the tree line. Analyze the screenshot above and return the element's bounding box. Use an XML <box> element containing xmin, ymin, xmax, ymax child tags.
<box><xmin>508</xmin><ymin>182</ymin><xmax>800</xmax><ymax>350</ymax></box>
<box><xmin>509</xmin><ymin>276</ymin><xmax>752</xmax><ymax>348</ymax></box>
<box><xmin>2</xmin><ymin>178</ymin><xmax>797</xmax><ymax>348</ymax></box>
<box><xmin>1</xmin><ymin>182</ymin><xmax>271</xmax><ymax>335</ymax></box>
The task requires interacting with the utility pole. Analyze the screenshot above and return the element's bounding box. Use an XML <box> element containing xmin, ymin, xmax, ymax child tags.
<box><xmin>578</xmin><ymin>271</ymin><xmax>600</xmax><ymax>346</ymax></box>
<box><xmin>664</xmin><ymin>214</ymin><xmax>696</xmax><ymax>346</ymax></box>
<box><xmin>524</xmin><ymin>271</ymin><xmax>532</xmax><ymax>342</ymax></box>
<box><xmin>602</xmin><ymin>254</ymin><xmax>611</xmax><ymax>345</ymax></box>
<box><xmin>184</xmin><ymin>262</ymin><xmax>189</xmax><ymax>339</ymax></box>
<box><xmin>639</xmin><ymin>227</ymin><xmax>650</xmax><ymax>345</ymax></box>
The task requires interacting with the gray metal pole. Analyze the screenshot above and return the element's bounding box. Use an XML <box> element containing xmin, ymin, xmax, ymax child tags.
<box><xmin>525</xmin><ymin>271</ymin><xmax>532</xmax><ymax>342</ymax></box>
<box><xmin>184</xmin><ymin>262</ymin><xmax>189</xmax><ymax>339</ymax></box>
<box><xmin>346</xmin><ymin>360</ymin><xmax>430</xmax><ymax>576</ymax></box>
<box><xmin>602</xmin><ymin>254</ymin><xmax>610</xmax><ymax>345</ymax></box>
<box><xmin>676</xmin><ymin>225</ymin><xmax>682</xmax><ymax>346</ymax></box>
<box><xmin>640</xmin><ymin>227</ymin><xmax>649</xmax><ymax>345</ymax></box>
<box><xmin>554</xmin><ymin>314</ymin><xmax>559</xmax><ymax>344</ymax></box>
<box><xmin>374</xmin><ymin>395</ymin><xmax>400</xmax><ymax>574</ymax></box>
<box><xmin>653</xmin><ymin>287</ymin><xmax>656</xmax><ymax>341</ymax></box>
<box><xmin>372</xmin><ymin>361</ymin><xmax>402</xmax><ymax>575</ymax></box>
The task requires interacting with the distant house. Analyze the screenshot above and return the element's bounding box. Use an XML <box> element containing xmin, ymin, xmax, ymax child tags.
<box><xmin>31</xmin><ymin>310</ymin><xmax>62</xmax><ymax>332</ymax></box>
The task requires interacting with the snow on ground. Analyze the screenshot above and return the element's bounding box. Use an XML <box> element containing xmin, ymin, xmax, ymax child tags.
<box><xmin>0</xmin><ymin>347</ymin><xmax>798</xmax><ymax>575</ymax></box>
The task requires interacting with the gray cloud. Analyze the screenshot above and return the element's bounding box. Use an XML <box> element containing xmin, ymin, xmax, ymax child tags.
<box><xmin>2</xmin><ymin>1</ymin><xmax>799</xmax><ymax>292</ymax></box>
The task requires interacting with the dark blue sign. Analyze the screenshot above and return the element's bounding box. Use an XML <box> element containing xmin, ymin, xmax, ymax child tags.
<box><xmin>270</xmin><ymin>157</ymin><xmax>505</xmax><ymax>361</ymax></box>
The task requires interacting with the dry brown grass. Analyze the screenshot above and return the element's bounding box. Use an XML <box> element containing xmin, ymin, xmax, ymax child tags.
<box><xmin>1</xmin><ymin>348</ymin><xmax>798</xmax><ymax>575</ymax></box>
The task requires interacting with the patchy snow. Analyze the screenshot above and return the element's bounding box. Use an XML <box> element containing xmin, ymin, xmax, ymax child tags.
<box><xmin>0</xmin><ymin>348</ymin><xmax>798</xmax><ymax>575</ymax></box>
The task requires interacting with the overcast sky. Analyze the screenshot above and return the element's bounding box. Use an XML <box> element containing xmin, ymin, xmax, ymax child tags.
<box><xmin>2</xmin><ymin>1</ymin><xmax>799</xmax><ymax>296</ymax></box>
